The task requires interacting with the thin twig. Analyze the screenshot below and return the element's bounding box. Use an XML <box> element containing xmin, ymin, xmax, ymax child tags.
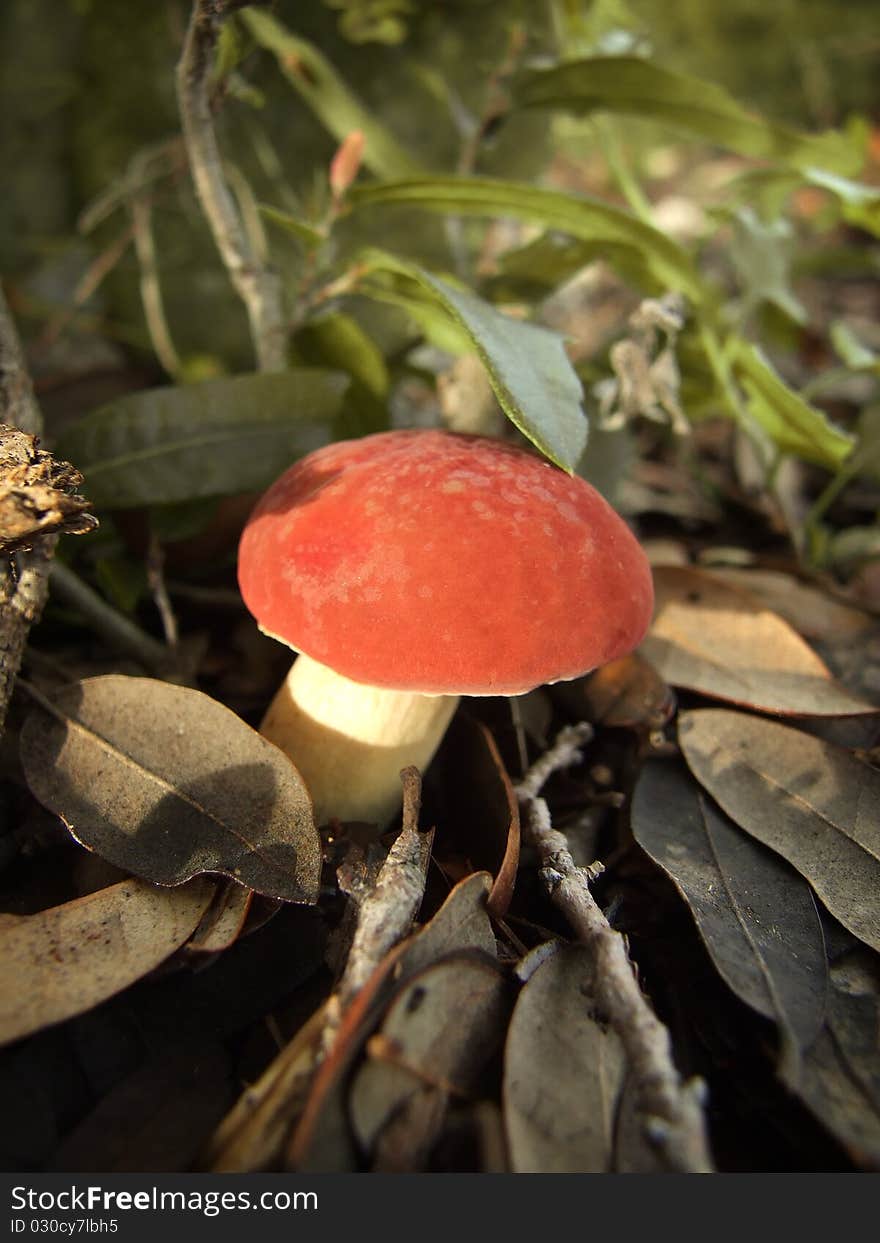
<box><xmin>130</xmin><ymin>178</ymin><xmax>183</xmax><ymax>379</ymax></box>
<box><xmin>515</xmin><ymin>723</ymin><xmax>714</xmax><ymax>1174</ymax></box>
<box><xmin>321</xmin><ymin>767</ymin><xmax>433</xmax><ymax>1054</ymax></box>
<box><xmin>146</xmin><ymin>531</ymin><xmax>179</xmax><ymax>648</ymax></box>
<box><xmin>176</xmin><ymin>0</ymin><xmax>287</xmax><ymax>372</ymax></box>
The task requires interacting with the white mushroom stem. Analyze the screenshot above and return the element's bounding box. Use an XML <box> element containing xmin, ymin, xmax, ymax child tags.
<box><xmin>260</xmin><ymin>653</ymin><xmax>460</xmax><ymax>827</ymax></box>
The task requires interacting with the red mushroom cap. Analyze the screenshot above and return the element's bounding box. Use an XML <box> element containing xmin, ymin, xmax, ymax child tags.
<box><xmin>238</xmin><ymin>430</ymin><xmax>654</xmax><ymax>696</ymax></box>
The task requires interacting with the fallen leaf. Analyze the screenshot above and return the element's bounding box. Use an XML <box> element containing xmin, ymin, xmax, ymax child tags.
<box><xmin>362</xmin><ymin>951</ymin><xmax>509</xmax><ymax>1091</ymax></box>
<box><xmin>48</xmin><ymin>1044</ymin><xmax>233</xmax><ymax>1172</ymax></box>
<box><xmin>370</xmin><ymin>1084</ymin><xmax>448</xmax><ymax>1173</ymax></box>
<box><xmin>702</xmin><ymin>567</ymin><xmax>875</xmax><ymax>643</ymax></box>
<box><xmin>0</xmin><ymin>878</ymin><xmax>215</xmax><ymax>1047</ymax></box>
<box><xmin>679</xmin><ymin>709</ymin><xmax>880</xmax><ymax>952</ymax></box>
<box><xmin>796</xmin><ymin>949</ymin><xmax>880</xmax><ymax>1166</ymax></box>
<box><xmin>553</xmin><ymin>651</ymin><xmax>675</xmax><ymax>730</ymax></box>
<box><xmin>20</xmin><ymin>676</ymin><xmax>321</xmax><ymax>904</ymax></box>
<box><xmin>503</xmin><ymin>941</ymin><xmax>626</xmax><ymax>1172</ymax></box>
<box><xmin>641</xmin><ymin>566</ymin><xmax>877</xmax><ymax>716</ymax></box>
<box><xmin>632</xmin><ymin>757</ymin><xmax>828</xmax><ymax>1079</ymax></box>
<box><xmin>349</xmin><ymin>951</ymin><xmax>510</xmax><ymax>1160</ymax></box>
<box><xmin>437</xmin><ymin>714</ymin><xmax>520</xmax><ymax>918</ymax></box>
<box><xmin>184</xmin><ymin>882</ymin><xmax>254</xmax><ymax>955</ymax></box>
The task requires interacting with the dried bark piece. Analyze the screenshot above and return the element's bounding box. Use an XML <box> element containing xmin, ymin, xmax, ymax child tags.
<box><xmin>0</xmin><ymin>423</ymin><xmax>96</xmax><ymax>554</ymax></box>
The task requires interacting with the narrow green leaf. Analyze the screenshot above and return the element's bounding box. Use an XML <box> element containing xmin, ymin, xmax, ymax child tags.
<box><xmin>513</xmin><ymin>57</ymin><xmax>862</xmax><ymax>177</ymax></box>
<box><xmin>260</xmin><ymin>204</ymin><xmax>326</xmax><ymax>249</ymax></box>
<box><xmin>734</xmin><ymin>345</ymin><xmax>855</xmax><ymax>470</ymax></box>
<box><xmin>492</xmin><ymin>232</ymin><xmax>663</xmax><ymax>298</ymax></box>
<box><xmin>347</xmin><ymin>176</ymin><xmax>702</xmax><ymax>300</ymax></box>
<box><xmin>57</xmin><ymin>369</ymin><xmax>349</xmax><ymax>508</ymax></box>
<box><xmin>361</xmin><ymin>251</ymin><xmax>588</xmax><ymax>471</ymax></box>
<box><xmin>241</xmin><ymin>8</ymin><xmax>422</xmax><ymax>180</ymax></box>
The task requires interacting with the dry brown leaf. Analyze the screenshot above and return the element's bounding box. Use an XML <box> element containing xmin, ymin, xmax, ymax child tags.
<box><xmin>796</xmin><ymin>949</ymin><xmax>880</xmax><ymax>1166</ymax></box>
<box><xmin>641</xmin><ymin>565</ymin><xmax>877</xmax><ymax>716</ymax></box>
<box><xmin>704</xmin><ymin>567</ymin><xmax>875</xmax><ymax>643</ymax></box>
<box><xmin>679</xmin><ymin>709</ymin><xmax>880</xmax><ymax>952</ymax></box>
<box><xmin>436</xmin><ymin>714</ymin><xmax>520</xmax><ymax>918</ymax></box>
<box><xmin>0</xmin><ymin>877</ymin><xmax>215</xmax><ymax>1046</ymax></box>
<box><xmin>184</xmin><ymin>881</ymin><xmax>254</xmax><ymax>955</ymax></box>
<box><xmin>553</xmin><ymin>650</ymin><xmax>675</xmax><ymax>730</ymax></box>
<box><xmin>20</xmin><ymin>675</ymin><xmax>321</xmax><ymax>904</ymax></box>
<box><xmin>503</xmin><ymin>941</ymin><xmax>626</xmax><ymax>1172</ymax></box>
<box><xmin>632</xmin><ymin>757</ymin><xmax>828</xmax><ymax>1079</ymax></box>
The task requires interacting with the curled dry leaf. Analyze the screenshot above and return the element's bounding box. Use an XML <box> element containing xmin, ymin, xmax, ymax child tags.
<box><xmin>552</xmin><ymin>650</ymin><xmax>675</xmax><ymax>730</ymax></box>
<box><xmin>0</xmin><ymin>877</ymin><xmax>215</xmax><ymax>1047</ymax></box>
<box><xmin>184</xmin><ymin>881</ymin><xmax>254</xmax><ymax>955</ymax></box>
<box><xmin>632</xmin><ymin>758</ymin><xmax>827</xmax><ymax>1080</ymax></box>
<box><xmin>437</xmin><ymin>713</ymin><xmax>520</xmax><ymax>918</ymax></box>
<box><xmin>503</xmin><ymin>941</ymin><xmax>626</xmax><ymax>1173</ymax></box>
<box><xmin>679</xmin><ymin>709</ymin><xmax>880</xmax><ymax>953</ymax></box>
<box><xmin>641</xmin><ymin>565</ymin><xmax>877</xmax><ymax>716</ymax></box>
<box><xmin>20</xmin><ymin>675</ymin><xmax>321</xmax><ymax>904</ymax></box>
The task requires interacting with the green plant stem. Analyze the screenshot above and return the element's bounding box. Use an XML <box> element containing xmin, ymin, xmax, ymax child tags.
<box><xmin>176</xmin><ymin>0</ymin><xmax>288</xmax><ymax>373</ymax></box>
<box><xmin>593</xmin><ymin>116</ymin><xmax>655</xmax><ymax>225</ymax></box>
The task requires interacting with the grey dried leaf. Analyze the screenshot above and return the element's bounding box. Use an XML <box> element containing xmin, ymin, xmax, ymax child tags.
<box><xmin>679</xmin><ymin>709</ymin><xmax>880</xmax><ymax>952</ymax></box>
<box><xmin>20</xmin><ymin>675</ymin><xmax>321</xmax><ymax>904</ymax></box>
<box><xmin>796</xmin><ymin>948</ymin><xmax>880</xmax><ymax>1166</ymax></box>
<box><xmin>503</xmin><ymin>941</ymin><xmax>626</xmax><ymax>1172</ymax></box>
<box><xmin>632</xmin><ymin>757</ymin><xmax>828</xmax><ymax>1080</ymax></box>
<box><xmin>643</xmin><ymin>565</ymin><xmax>878</xmax><ymax>716</ymax></box>
<box><xmin>0</xmin><ymin>878</ymin><xmax>215</xmax><ymax>1047</ymax></box>
<box><xmin>350</xmin><ymin>950</ymin><xmax>510</xmax><ymax>1166</ymax></box>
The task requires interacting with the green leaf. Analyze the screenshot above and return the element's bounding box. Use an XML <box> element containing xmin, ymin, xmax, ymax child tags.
<box><xmin>293</xmin><ymin>312</ymin><xmax>390</xmax><ymax>436</ymax></box>
<box><xmin>830</xmin><ymin>322</ymin><xmax>880</xmax><ymax>373</ymax></box>
<box><xmin>347</xmin><ymin>176</ymin><xmax>703</xmax><ymax>300</ymax></box>
<box><xmin>734</xmin><ymin>346</ymin><xmax>854</xmax><ymax>470</ymax></box>
<box><xmin>240</xmin><ymin>8</ymin><xmax>422</xmax><ymax>180</ymax></box>
<box><xmin>803</xmin><ymin>168</ymin><xmax>880</xmax><ymax>238</ymax></box>
<box><xmin>361</xmin><ymin>251</ymin><xmax>588</xmax><ymax>471</ymax></box>
<box><xmin>57</xmin><ymin>369</ymin><xmax>349</xmax><ymax>509</ymax></box>
<box><xmin>714</xmin><ymin>206</ymin><xmax>807</xmax><ymax>325</ymax></box>
<box><xmin>491</xmin><ymin>232</ymin><xmax>663</xmax><ymax>299</ymax></box>
<box><xmin>260</xmin><ymin>204</ymin><xmax>326</xmax><ymax>249</ymax></box>
<box><xmin>513</xmin><ymin>57</ymin><xmax>862</xmax><ymax>177</ymax></box>
<box><xmin>358</xmin><ymin>269</ymin><xmax>475</xmax><ymax>355</ymax></box>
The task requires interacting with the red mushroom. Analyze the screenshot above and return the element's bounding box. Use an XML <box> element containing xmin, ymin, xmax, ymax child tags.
<box><xmin>238</xmin><ymin>429</ymin><xmax>653</xmax><ymax>826</ymax></box>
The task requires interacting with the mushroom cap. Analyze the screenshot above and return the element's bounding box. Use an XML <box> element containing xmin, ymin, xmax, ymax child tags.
<box><xmin>238</xmin><ymin>430</ymin><xmax>654</xmax><ymax>696</ymax></box>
